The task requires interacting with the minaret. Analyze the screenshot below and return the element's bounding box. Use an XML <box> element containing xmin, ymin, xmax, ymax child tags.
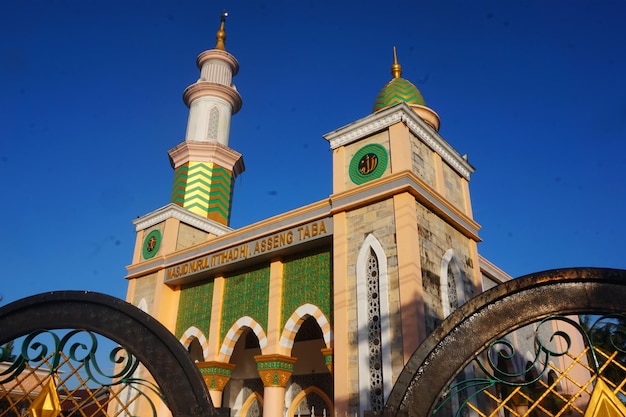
<box><xmin>168</xmin><ymin>13</ymin><xmax>244</xmax><ymax>226</ymax></box>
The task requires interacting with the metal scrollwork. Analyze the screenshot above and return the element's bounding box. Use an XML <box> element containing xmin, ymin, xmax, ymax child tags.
<box><xmin>0</xmin><ymin>329</ymin><xmax>165</xmax><ymax>417</ymax></box>
<box><xmin>586</xmin><ymin>314</ymin><xmax>626</xmax><ymax>355</ymax></box>
<box><xmin>433</xmin><ymin>314</ymin><xmax>624</xmax><ymax>416</ymax></box>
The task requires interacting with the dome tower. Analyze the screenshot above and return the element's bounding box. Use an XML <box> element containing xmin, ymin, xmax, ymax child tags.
<box><xmin>373</xmin><ymin>48</ymin><xmax>440</xmax><ymax>131</ymax></box>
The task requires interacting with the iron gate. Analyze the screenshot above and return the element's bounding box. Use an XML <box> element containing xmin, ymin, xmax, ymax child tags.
<box><xmin>0</xmin><ymin>291</ymin><xmax>215</xmax><ymax>417</ymax></box>
<box><xmin>3</xmin><ymin>269</ymin><xmax>626</xmax><ymax>417</ymax></box>
<box><xmin>383</xmin><ymin>267</ymin><xmax>626</xmax><ymax>417</ymax></box>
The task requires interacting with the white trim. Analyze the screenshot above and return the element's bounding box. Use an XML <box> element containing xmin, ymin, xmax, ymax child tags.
<box><xmin>356</xmin><ymin>234</ymin><xmax>393</xmax><ymax>415</ymax></box>
<box><xmin>136</xmin><ymin>298</ymin><xmax>148</xmax><ymax>313</ymax></box>
<box><xmin>323</xmin><ymin>102</ymin><xmax>474</xmax><ymax>180</ymax></box>
<box><xmin>219</xmin><ymin>316</ymin><xmax>268</xmax><ymax>359</ymax></box>
<box><xmin>479</xmin><ymin>255</ymin><xmax>513</xmax><ymax>284</ymax></box>
<box><xmin>179</xmin><ymin>326</ymin><xmax>210</xmax><ymax>361</ymax></box>
<box><xmin>279</xmin><ymin>303</ymin><xmax>333</xmax><ymax>349</ymax></box>
<box><xmin>133</xmin><ymin>203</ymin><xmax>233</xmax><ymax>235</ymax></box>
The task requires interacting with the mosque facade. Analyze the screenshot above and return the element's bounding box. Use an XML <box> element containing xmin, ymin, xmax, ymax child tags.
<box><xmin>124</xmin><ymin>16</ymin><xmax>511</xmax><ymax>417</ymax></box>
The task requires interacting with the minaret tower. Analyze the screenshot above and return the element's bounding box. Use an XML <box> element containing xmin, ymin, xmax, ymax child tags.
<box><xmin>168</xmin><ymin>13</ymin><xmax>244</xmax><ymax>226</ymax></box>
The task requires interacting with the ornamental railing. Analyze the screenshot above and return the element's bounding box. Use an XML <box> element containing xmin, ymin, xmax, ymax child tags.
<box><xmin>433</xmin><ymin>314</ymin><xmax>626</xmax><ymax>417</ymax></box>
<box><xmin>0</xmin><ymin>329</ymin><xmax>166</xmax><ymax>417</ymax></box>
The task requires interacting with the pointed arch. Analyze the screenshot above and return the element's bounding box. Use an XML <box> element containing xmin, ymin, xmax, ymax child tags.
<box><xmin>280</xmin><ymin>303</ymin><xmax>333</xmax><ymax>351</ymax></box>
<box><xmin>137</xmin><ymin>298</ymin><xmax>148</xmax><ymax>313</ymax></box>
<box><xmin>440</xmin><ymin>249</ymin><xmax>467</xmax><ymax>318</ymax></box>
<box><xmin>179</xmin><ymin>326</ymin><xmax>210</xmax><ymax>361</ymax></box>
<box><xmin>356</xmin><ymin>233</ymin><xmax>393</xmax><ymax>414</ymax></box>
<box><xmin>547</xmin><ymin>369</ymin><xmax>563</xmax><ymax>393</ymax></box>
<box><xmin>218</xmin><ymin>316</ymin><xmax>268</xmax><ymax>362</ymax></box>
<box><xmin>239</xmin><ymin>391</ymin><xmax>263</xmax><ymax>417</ymax></box>
<box><xmin>287</xmin><ymin>386</ymin><xmax>333</xmax><ymax>417</ymax></box>
<box><xmin>523</xmin><ymin>350</ymin><xmax>537</xmax><ymax>376</ymax></box>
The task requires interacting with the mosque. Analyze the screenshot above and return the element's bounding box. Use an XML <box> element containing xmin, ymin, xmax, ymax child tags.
<box><xmin>124</xmin><ymin>15</ymin><xmax>512</xmax><ymax>417</ymax></box>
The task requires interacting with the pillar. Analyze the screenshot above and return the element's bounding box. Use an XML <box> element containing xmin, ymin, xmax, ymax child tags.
<box><xmin>197</xmin><ymin>361</ymin><xmax>236</xmax><ymax>408</ymax></box>
<box><xmin>255</xmin><ymin>354</ymin><xmax>297</xmax><ymax>417</ymax></box>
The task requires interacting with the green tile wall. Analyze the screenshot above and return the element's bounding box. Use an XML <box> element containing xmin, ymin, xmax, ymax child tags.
<box><xmin>282</xmin><ymin>249</ymin><xmax>332</xmax><ymax>329</ymax></box>
<box><xmin>176</xmin><ymin>280</ymin><xmax>214</xmax><ymax>338</ymax></box>
<box><xmin>221</xmin><ymin>266</ymin><xmax>271</xmax><ymax>341</ymax></box>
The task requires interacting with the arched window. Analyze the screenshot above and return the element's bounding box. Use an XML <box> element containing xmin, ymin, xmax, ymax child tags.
<box><xmin>137</xmin><ymin>298</ymin><xmax>148</xmax><ymax>313</ymax></box>
<box><xmin>440</xmin><ymin>251</ymin><xmax>474</xmax><ymax>414</ymax></box>
<box><xmin>366</xmin><ymin>248</ymin><xmax>383</xmax><ymax>410</ymax></box>
<box><xmin>440</xmin><ymin>249</ymin><xmax>467</xmax><ymax>318</ymax></box>
<box><xmin>356</xmin><ymin>234</ymin><xmax>392</xmax><ymax>414</ymax></box>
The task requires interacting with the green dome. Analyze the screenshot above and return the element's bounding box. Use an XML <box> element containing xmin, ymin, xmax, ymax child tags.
<box><xmin>373</xmin><ymin>77</ymin><xmax>426</xmax><ymax>113</ymax></box>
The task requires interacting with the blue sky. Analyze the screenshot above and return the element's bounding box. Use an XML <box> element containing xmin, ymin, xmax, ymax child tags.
<box><xmin>2</xmin><ymin>1</ymin><xmax>625</xmax><ymax>305</ymax></box>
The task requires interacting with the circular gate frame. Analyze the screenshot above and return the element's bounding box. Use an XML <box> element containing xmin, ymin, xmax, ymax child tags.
<box><xmin>383</xmin><ymin>267</ymin><xmax>626</xmax><ymax>417</ymax></box>
<box><xmin>0</xmin><ymin>291</ymin><xmax>215</xmax><ymax>417</ymax></box>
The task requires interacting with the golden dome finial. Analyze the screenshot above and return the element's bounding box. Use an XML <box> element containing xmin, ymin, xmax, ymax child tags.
<box><xmin>391</xmin><ymin>46</ymin><xmax>402</xmax><ymax>79</ymax></box>
<box><xmin>215</xmin><ymin>11</ymin><xmax>228</xmax><ymax>50</ymax></box>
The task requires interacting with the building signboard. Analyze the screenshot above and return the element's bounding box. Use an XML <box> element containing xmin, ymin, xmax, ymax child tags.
<box><xmin>165</xmin><ymin>218</ymin><xmax>331</xmax><ymax>282</ymax></box>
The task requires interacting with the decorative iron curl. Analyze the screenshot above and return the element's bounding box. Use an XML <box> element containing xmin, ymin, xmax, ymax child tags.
<box><xmin>0</xmin><ymin>329</ymin><xmax>165</xmax><ymax>416</ymax></box>
<box><xmin>434</xmin><ymin>315</ymin><xmax>593</xmax><ymax>416</ymax></box>
<box><xmin>586</xmin><ymin>314</ymin><xmax>626</xmax><ymax>354</ymax></box>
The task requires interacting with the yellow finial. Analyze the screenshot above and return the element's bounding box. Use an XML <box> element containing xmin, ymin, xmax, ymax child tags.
<box><xmin>215</xmin><ymin>11</ymin><xmax>228</xmax><ymax>50</ymax></box>
<box><xmin>391</xmin><ymin>46</ymin><xmax>402</xmax><ymax>79</ymax></box>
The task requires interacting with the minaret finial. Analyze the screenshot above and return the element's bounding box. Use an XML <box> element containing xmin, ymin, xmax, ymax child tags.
<box><xmin>215</xmin><ymin>11</ymin><xmax>228</xmax><ymax>50</ymax></box>
<box><xmin>391</xmin><ymin>46</ymin><xmax>402</xmax><ymax>79</ymax></box>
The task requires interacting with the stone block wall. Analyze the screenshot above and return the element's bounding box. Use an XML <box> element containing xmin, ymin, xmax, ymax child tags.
<box><xmin>344</xmin><ymin>198</ymin><xmax>405</xmax><ymax>409</ymax></box>
<box><xmin>416</xmin><ymin>203</ymin><xmax>476</xmax><ymax>334</ymax></box>
<box><xmin>130</xmin><ymin>272</ymin><xmax>157</xmax><ymax>312</ymax></box>
<box><xmin>176</xmin><ymin>222</ymin><xmax>211</xmax><ymax>251</ymax></box>
<box><xmin>410</xmin><ymin>132</ymin><xmax>436</xmax><ymax>187</ymax></box>
<box><xmin>441</xmin><ymin>160</ymin><xmax>465</xmax><ymax>210</ymax></box>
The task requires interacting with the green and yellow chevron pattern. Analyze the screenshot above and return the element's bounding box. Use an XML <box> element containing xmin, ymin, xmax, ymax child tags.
<box><xmin>171</xmin><ymin>162</ymin><xmax>234</xmax><ymax>225</ymax></box>
<box><xmin>373</xmin><ymin>77</ymin><xmax>426</xmax><ymax>112</ymax></box>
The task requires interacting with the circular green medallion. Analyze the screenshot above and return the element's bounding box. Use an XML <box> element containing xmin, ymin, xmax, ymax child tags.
<box><xmin>142</xmin><ymin>229</ymin><xmax>162</xmax><ymax>260</ymax></box>
<box><xmin>349</xmin><ymin>144</ymin><xmax>388</xmax><ymax>185</ymax></box>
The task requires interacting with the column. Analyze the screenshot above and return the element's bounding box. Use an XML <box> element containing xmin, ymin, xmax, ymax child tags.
<box><xmin>320</xmin><ymin>348</ymin><xmax>333</xmax><ymax>374</ymax></box>
<box><xmin>197</xmin><ymin>361</ymin><xmax>236</xmax><ymax>408</ymax></box>
<box><xmin>332</xmin><ymin>211</ymin><xmax>350</xmax><ymax>416</ymax></box>
<box><xmin>393</xmin><ymin>192</ymin><xmax>426</xmax><ymax>360</ymax></box>
<box><xmin>255</xmin><ymin>354</ymin><xmax>297</xmax><ymax>417</ymax></box>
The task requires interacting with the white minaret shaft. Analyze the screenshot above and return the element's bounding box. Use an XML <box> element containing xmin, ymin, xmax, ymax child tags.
<box><xmin>182</xmin><ymin>13</ymin><xmax>242</xmax><ymax>146</ymax></box>
<box><xmin>168</xmin><ymin>13</ymin><xmax>245</xmax><ymax>226</ymax></box>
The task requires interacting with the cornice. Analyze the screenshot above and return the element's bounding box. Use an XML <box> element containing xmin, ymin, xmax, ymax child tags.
<box><xmin>400</xmin><ymin>110</ymin><xmax>473</xmax><ymax>180</ymax></box>
<box><xmin>196</xmin><ymin>49</ymin><xmax>239</xmax><ymax>75</ymax></box>
<box><xmin>133</xmin><ymin>203</ymin><xmax>233</xmax><ymax>235</ymax></box>
<box><xmin>329</xmin><ymin>171</ymin><xmax>481</xmax><ymax>241</ymax></box>
<box><xmin>183</xmin><ymin>82</ymin><xmax>242</xmax><ymax>114</ymax></box>
<box><xmin>323</xmin><ymin>102</ymin><xmax>474</xmax><ymax>180</ymax></box>
<box><xmin>479</xmin><ymin>255</ymin><xmax>513</xmax><ymax>284</ymax></box>
<box><xmin>167</xmin><ymin>141</ymin><xmax>245</xmax><ymax>176</ymax></box>
<box><xmin>324</xmin><ymin>105</ymin><xmax>403</xmax><ymax>149</ymax></box>
<box><xmin>127</xmin><ymin>200</ymin><xmax>332</xmax><ymax>280</ymax></box>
